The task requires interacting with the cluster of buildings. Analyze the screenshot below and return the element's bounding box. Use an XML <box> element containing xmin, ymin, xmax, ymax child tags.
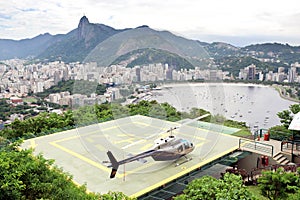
<box><xmin>0</xmin><ymin>59</ymin><xmax>299</xmax><ymax>105</ymax></box>
<box><xmin>238</xmin><ymin>63</ymin><xmax>300</xmax><ymax>83</ymax></box>
<box><xmin>46</xmin><ymin>87</ymin><xmax>122</xmax><ymax>107</ymax></box>
<box><xmin>0</xmin><ymin>59</ymin><xmax>227</xmax><ymax>100</ymax></box>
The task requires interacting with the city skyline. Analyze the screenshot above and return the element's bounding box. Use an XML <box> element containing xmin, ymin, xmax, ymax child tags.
<box><xmin>1</xmin><ymin>0</ymin><xmax>300</xmax><ymax>46</ymax></box>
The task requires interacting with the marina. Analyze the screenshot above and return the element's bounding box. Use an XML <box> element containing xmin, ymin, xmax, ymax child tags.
<box><xmin>151</xmin><ymin>83</ymin><xmax>295</xmax><ymax>129</ymax></box>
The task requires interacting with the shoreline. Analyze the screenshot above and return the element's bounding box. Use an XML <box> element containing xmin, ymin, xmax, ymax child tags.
<box><xmin>159</xmin><ymin>82</ymin><xmax>269</xmax><ymax>88</ymax></box>
<box><xmin>272</xmin><ymin>85</ymin><xmax>300</xmax><ymax>103</ymax></box>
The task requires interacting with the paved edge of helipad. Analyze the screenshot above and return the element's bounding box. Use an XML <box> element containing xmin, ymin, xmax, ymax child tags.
<box><xmin>22</xmin><ymin>115</ymin><xmax>240</xmax><ymax>197</ymax></box>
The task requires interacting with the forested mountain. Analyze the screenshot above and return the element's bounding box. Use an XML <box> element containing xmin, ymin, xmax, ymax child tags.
<box><xmin>111</xmin><ymin>48</ymin><xmax>195</xmax><ymax>70</ymax></box>
<box><xmin>38</xmin><ymin>16</ymin><xmax>128</xmax><ymax>62</ymax></box>
<box><xmin>214</xmin><ymin>56</ymin><xmax>274</xmax><ymax>76</ymax></box>
<box><xmin>242</xmin><ymin>43</ymin><xmax>300</xmax><ymax>64</ymax></box>
<box><xmin>84</xmin><ymin>25</ymin><xmax>209</xmax><ymax>67</ymax></box>
<box><xmin>0</xmin><ymin>33</ymin><xmax>55</xmax><ymax>60</ymax></box>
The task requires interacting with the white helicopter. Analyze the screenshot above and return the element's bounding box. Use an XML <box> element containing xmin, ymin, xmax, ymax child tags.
<box><xmin>106</xmin><ymin>114</ymin><xmax>210</xmax><ymax>178</ymax></box>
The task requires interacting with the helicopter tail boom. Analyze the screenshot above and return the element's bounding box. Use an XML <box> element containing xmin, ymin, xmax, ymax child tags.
<box><xmin>107</xmin><ymin>151</ymin><xmax>119</xmax><ymax>178</ymax></box>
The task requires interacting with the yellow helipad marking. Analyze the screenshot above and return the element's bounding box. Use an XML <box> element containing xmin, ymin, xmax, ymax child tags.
<box><xmin>114</xmin><ymin>138</ymin><xmax>135</xmax><ymax>144</ymax></box>
<box><xmin>53</xmin><ymin>135</ymin><xmax>80</xmax><ymax>143</ymax></box>
<box><xmin>49</xmin><ymin>141</ymin><xmax>122</xmax><ymax>178</ymax></box>
<box><xmin>133</xmin><ymin>121</ymin><xmax>154</xmax><ymax>126</ymax></box>
<box><xmin>85</xmin><ymin>137</ymin><xmax>95</xmax><ymax>143</ymax></box>
<box><xmin>140</xmin><ymin>143</ymin><xmax>153</xmax><ymax>151</ymax></box>
<box><xmin>102</xmin><ymin>126</ymin><xmax>120</xmax><ymax>131</ymax></box>
<box><xmin>29</xmin><ymin>139</ymin><xmax>37</xmax><ymax>149</ymax></box>
<box><xmin>195</xmin><ymin>141</ymin><xmax>206</xmax><ymax>148</ymax></box>
<box><xmin>117</xmin><ymin>133</ymin><xmax>134</xmax><ymax>137</ymax></box>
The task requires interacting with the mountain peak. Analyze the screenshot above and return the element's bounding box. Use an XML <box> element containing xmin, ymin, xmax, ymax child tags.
<box><xmin>79</xmin><ymin>16</ymin><xmax>89</xmax><ymax>25</ymax></box>
<box><xmin>78</xmin><ymin>16</ymin><xmax>90</xmax><ymax>39</ymax></box>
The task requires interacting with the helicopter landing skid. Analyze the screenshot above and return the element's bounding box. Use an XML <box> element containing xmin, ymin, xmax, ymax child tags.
<box><xmin>175</xmin><ymin>157</ymin><xmax>192</xmax><ymax>167</ymax></box>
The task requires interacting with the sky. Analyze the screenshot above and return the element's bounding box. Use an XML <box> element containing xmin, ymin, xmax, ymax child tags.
<box><xmin>1</xmin><ymin>0</ymin><xmax>300</xmax><ymax>46</ymax></box>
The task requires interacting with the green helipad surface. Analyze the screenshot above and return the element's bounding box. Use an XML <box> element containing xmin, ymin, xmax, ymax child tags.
<box><xmin>22</xmin><ymin>115</ymin><xmax>240</xmax><ymax>197</ymax></box>
<box><xmin>188</xmin><ymin>121</ymin><xmax>241</xmax><ymax>134</ymax></box>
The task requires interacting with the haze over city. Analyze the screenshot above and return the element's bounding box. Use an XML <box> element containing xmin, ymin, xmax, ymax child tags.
<box><xmin>1</xmin><ymin>0</ymin><xmax>300</xmax><ymax>46</ymax></box>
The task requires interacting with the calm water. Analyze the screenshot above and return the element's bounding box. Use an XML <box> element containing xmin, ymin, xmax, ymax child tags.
<box><xmin>151</xmin><ymin>83</ymin><xmax>296</xmax><ymax>130</ymax></box>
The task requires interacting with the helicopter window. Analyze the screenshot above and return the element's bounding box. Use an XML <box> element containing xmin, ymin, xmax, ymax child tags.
<box><xmin>178</xmin><ymin>145</ymin><xmax>183</xmax><ymax>152</ymax></box>
<box><xmin>184</xmin><ymin>142</ymin><xmax>190</xmax><ymax>149</ymax></box>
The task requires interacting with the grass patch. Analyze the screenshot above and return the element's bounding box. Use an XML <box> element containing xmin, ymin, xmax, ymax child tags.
<box><xmin>247</xmin><ymin>185</ymin><xmax>268</xmax><ymax>200</ymax></box>
<box><xmin>23</xmin><ymin>97</ymin><xmax>37</xmax><ymax>103</ymax></box>
<box><xmin>232</xmin><ymin>128</ymin><xmax>252</xmax><ymax>137</ymax></box>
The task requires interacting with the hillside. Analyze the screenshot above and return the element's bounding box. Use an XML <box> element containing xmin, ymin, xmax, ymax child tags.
<box><xmin>0</xmin><ymin>33</ymin><xmax>55</xmax><ymax>60</ymax></box>
<box><xmin>111</xmin><ymin>48</ymin><xmax>195</xmax><ymax>70</ymax></box>
<box><xmin>242</xmin><ymin>43</ymin><xmax>300</xmax><ymax>64</ymax></box>
<box><xmin>84</xmin><ymin>26</ymin><xmax>209</xmax><ymax>67</ymax></box>
<box><xmin>200</xmin><ymin>42</ymin><xmax>241</xmax><ymax>59</ymax></box>
<box><xmin>215</xmin><ymin>56</ymin><xmax>273</xmax><ymax>76</ymax></box>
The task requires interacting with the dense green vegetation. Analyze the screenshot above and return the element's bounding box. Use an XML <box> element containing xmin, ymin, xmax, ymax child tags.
<box><xmin>0</xmin><ymin>142</ymin><xmax>99</xmax><ymax>199</ymax></box>
<box><xmin>0</xmin><ymin>99</ymin><xmax>38</xmax><ymax>121</ymax></box>
<box><xmin>175</xmin><ymin>168</ymin><xmax>300</xmax><ymax>200</ymax></box>
<box><xmin>36</xmin><ymin>80</ymin><xmax>107</xmax><ymax>98</ymax></box>
<box><xmin>111</xmin><ymin>48</ymin><xmax>195</xmax><ymax>70</ymax></box>
<box><xmin>215</xmin><ymin>56</ymin><xmax>274</xmax><ymax>77</ymax></box>
<box><xmin>258</xmin><ymin>168</ymin><xmax>300</xmax><ymax>200</ymax></box>
<box><xmin>0</xmin><ymin>111</ymin><xmax>74</xmax><ymax>141</ymax></box>
<box><xmin>0</xmin><ymin>141</ymin><xmax>135</xmax><ymax>200</ymax></box>
<box><xmin>174</xmin><ymin>173</ymin><xmax>255</xmax><ymax>200</ymax></box>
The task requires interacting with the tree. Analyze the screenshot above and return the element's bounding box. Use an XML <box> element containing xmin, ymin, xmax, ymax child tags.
<box><xmin>0</xmin><ymin>142</ymin><xmax>101</xmax><ymax>200</ymax></box>
<box><xmin>270</xmin><ymin>104</ymin><xmax>300</xmax><ymax>140</ymax></box>
<box><xmin>174</xmin><ymin>173</ymin><xmax>255</xmax><ymax>200</ymax></box>
<box><xmin>277</xmin><ymin>104</ymin><xmax>300</xmax><ymax>129</ymax></box>
<box><xmin>258</xmin><ymin>168</ymin><xmax>299</xmax><ymax>200</ymax></box>
<box><xmin>0</xmin><ymin>141</ymin><xmax>135</xmax><ymax>200</ymax></box>
<box><xmin>100</xmin><ymin>191</ymin><xmax>135</xmax><ymax>200</ymax></box>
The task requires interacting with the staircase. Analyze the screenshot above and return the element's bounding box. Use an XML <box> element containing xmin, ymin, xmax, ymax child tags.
<box><xmin>273</xmin><ymin>152</ymin><xmax>290</xmax><ymax>165</ymax></box>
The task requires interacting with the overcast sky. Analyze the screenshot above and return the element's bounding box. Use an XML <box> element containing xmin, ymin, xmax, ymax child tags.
<box><xmin>1</xmin><ymin>0</ymin><xmax>300</xmax><ymax>46</ymax></box>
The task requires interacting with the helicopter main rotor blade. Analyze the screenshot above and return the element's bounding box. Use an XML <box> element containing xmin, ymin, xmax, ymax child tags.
<box><xmin>121</xmin><ymin>114</ymin><xmax>210</xmax><ymax>150</ymax></box>
<box><xmin>146</xmin><ymin>113</ymin><xmax>210</xmax><ymax>139</ymax></box>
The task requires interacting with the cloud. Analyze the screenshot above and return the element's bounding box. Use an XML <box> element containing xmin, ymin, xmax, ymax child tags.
<box><xmin>0</xmin><ymin>0</ymin><xmax>300</xmax><ymax>46</ymax></box>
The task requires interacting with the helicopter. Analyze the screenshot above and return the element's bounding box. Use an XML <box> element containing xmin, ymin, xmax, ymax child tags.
<box><xmin>105</xmin><ymin>114</ymin><xmax>210</xmax><ymax>178</ymax></box>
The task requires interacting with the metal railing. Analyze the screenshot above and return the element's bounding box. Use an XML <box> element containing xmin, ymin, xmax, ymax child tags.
<box><xmin>239</xmin><ymin>138</ymin><xmax>274</xmax><ymax>157</ymax></box>
<box><xmin>281</xmin><ymin>140</ymin><xmax>300</xmax><ymax>153</ymax></box>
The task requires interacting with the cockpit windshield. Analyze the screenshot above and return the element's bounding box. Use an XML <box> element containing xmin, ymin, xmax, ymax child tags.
<box><xmin>181</xmin><ymin>139</ymin><xmax>191</xmax><ymax>149</ymax></box>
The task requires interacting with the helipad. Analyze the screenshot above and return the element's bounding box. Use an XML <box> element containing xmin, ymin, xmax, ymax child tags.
<box><xmin>22</xmin><ymin>115</ymin><xmax>240</xmax><ymax>197</ymax></box>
